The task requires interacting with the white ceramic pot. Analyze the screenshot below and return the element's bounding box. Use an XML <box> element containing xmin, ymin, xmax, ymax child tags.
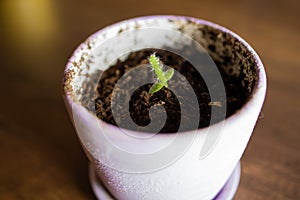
<box><xmin>63</xmin><ymin>16</ymin><xmax>266</xmax><ymax>200</ymax></box>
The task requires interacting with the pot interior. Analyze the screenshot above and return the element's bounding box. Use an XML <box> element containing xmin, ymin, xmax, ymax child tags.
<box><xmin>63</xmin><ymin>16</ymin><xmax>258</xmax><ymax>130</ymax></box>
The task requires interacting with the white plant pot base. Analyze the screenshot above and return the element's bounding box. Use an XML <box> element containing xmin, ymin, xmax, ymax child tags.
<box><xmin>88</xmin><ymin>161</ymin><xmax>241</xmax><ymax>200</ymax></box>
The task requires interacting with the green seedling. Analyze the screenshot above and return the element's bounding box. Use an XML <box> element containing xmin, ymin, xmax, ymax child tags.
<box><xmin>148</xmin><ymin>53</ymin><xmax>174</xmax><ymax>93</ymax></box>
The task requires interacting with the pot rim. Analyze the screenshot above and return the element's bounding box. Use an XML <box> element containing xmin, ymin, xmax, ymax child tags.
<box><xmin>63</xmin><ymin>15</ymin><xmax>267</xmax><ymax>136</ymax></box>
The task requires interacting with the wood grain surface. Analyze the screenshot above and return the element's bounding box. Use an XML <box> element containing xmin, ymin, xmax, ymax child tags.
<box><xmin>0</xmin><ymin>0</ymin><xmax>299</xmax><ymax>199</ymax></box>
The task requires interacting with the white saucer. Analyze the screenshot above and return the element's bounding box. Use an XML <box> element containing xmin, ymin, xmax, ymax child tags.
<box><xmin>89</xmin><ymin>162</ymin><xmax>241</xmax><ymax>200</ymax></box>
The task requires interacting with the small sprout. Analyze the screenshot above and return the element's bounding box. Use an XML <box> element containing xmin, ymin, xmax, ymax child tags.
<box><xmin>148</xmin><ymin>53</ymin><xmax>174</xmax><ymax>94</ymax></box>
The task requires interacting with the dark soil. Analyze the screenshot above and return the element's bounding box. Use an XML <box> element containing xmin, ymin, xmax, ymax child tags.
<box><xmin>95</xmin><ymin>49</ymin><xmax>248</xmax><ymax>133</ymax></box>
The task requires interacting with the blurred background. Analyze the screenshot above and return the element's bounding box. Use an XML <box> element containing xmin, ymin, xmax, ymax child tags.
<box><xmin>0</xmin><ymin>0</ymin><xmax>299</xmax><ymax>199</ymax></box>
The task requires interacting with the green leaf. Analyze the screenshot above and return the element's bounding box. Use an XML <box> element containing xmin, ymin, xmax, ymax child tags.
<box><xmin>164</xmin><ymin>68</ymin><xmax>174</xmax><ymax>81</ymax></box>
<box><xmin>149</xmin><ymin>54</ymin><xmax>166</xmax><ymax>83</ymax></box>
<box><xmin>149</xmin><ymin>82</ymin><xmax>165</xmax><ymax>93</ymax></box>
<box><xmin>148</xmin><ymin>53</ymin><xmax>174</xmax><ymax>94</ymax></box>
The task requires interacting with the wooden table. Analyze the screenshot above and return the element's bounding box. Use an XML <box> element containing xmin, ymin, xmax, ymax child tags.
<box><xmin>0</xmin><ymin>0</ymin><xmax>299</xmax><ymax>199</ymax></box>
